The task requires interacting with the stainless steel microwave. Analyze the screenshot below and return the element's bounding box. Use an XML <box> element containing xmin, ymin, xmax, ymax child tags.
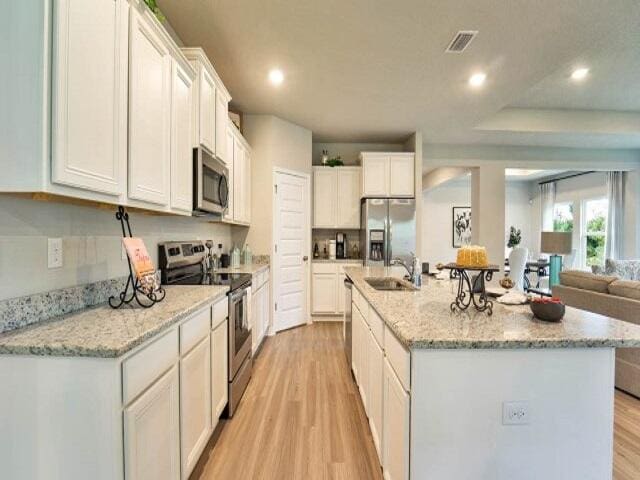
<box><xmin>193</xmin><ymin>148</ymin><xmax>229</xmax><ymax>215</ymax></box>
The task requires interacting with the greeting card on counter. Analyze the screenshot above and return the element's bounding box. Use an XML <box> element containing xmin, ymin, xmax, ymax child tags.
<box><xmin>122</xmin><ymin>237</ymin><xmax>155</xmax><ymax>281</ymax></box>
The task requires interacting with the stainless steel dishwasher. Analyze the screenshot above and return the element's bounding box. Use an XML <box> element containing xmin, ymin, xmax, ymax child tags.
<box><xmin>344</xmin><ymin>277</ymin><xmax>353</xmax><ymax>366</ymax></box>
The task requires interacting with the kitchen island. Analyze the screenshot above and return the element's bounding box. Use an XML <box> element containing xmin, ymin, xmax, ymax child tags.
<box><xmin>345</xmin><ymin>266</ymin><xmax>640</xmax><ymax>480</ymax></box>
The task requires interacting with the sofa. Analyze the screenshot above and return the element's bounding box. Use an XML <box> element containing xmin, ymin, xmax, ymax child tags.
<box><xmin>592</xmin><ymin>258</ymin><xmax>640</xmax><ymax>280</ymax></box>
<box><xmin>553</xmin><ymin>269</ymin><xmax>640</xmax><ymax>398</ymax></box>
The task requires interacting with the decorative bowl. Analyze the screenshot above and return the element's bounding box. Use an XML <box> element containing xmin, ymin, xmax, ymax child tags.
<box><xmin>530</xmin><ymin>298</ymin><xmax>565</xmax><ymax>322</ymax></box>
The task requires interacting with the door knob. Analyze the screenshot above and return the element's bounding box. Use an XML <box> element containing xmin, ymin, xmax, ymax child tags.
<box><xmin>303</xmin><ymin>256</ymin><xmax>309</xmax><ymax>261</ymax></box>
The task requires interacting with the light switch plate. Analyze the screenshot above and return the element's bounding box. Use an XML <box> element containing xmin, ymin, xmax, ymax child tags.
<box><xmin>48</xmin><ymin>238</ymin><xmax>63</xmax><ymax>269</ymax></box>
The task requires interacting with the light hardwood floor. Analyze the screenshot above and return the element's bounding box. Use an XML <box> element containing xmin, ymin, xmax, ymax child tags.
<box><xmin>193</xmin><ymin>322</ymin><xmax>640</xmax><ymax>480</ymax></box>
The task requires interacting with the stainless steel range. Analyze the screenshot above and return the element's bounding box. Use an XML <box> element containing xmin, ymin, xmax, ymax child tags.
<box><xmin>159</xmin><ymin>240</ymin><xmax>252</xmax><ymax>417</ymax></box>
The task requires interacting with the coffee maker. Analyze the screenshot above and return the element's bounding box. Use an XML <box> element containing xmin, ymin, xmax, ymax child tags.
<box><xmin>336</xmin><ymin>232</ymin><xmax>347</xmax><ymax>259</ymax></box>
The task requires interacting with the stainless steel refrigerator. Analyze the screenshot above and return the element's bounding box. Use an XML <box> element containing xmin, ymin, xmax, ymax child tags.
<box><xmin>360</xmin><ymin>198</ymin><xmax>416</xmax><ymax>267</ymax></box>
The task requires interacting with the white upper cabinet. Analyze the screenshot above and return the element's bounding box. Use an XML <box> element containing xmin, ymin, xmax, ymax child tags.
<box><xmin>313</xmin><ymin>167</ymin><xmax>361</xmax><ymax>228</ymax></box>
<box><xmin>128</xmin><ymin>6</ymin><xmax>172</xmax><ymax>206</ymax></box>
<box><xmin>199</xmin><ymin>68</ymin><xmax>216</xmax><ymax>153</ymax></box>
<box><xmin>313</xmin><ymin>168</ymin><xmax>337</xmax><ymax>228</ymax></box>
<box><xmin>337</xmin><ymin>168</ymin><xmax>361</xmax><ymax>228</ymax></box>
<box><xmin>170</xmin><ymin>59</ymin><xmax>194</xmax><ymax>213</ymax></box>
<box><xmin>51</xmin><ymin>0</ymin><xmax>128</xmax><ymax>196</ymax></box>
<box><xmin>243</xmin><ymin>148</ymin><xmax>252</xmax><ymax>224</ymax></box>
<box><xmin>215</xmin><ymin>89</ymin><xmax>231</xmax><ymax>164</ymax></box>
<box><xmin>224</xmin><ymin>127</ymin><xmax>235</xmax><ymax>222</ymax></box>
<box><xmin>360</xmin><ymin>152</ymin><xmax>415</xmax><ymax>198</ymax></box>
<box><xmin>233</xmin><ymin>135</ymin><xmax>245</xmax><ymax>223</ymax></box>
<box><xmin>389</xmin><ymin>155</ymin><xmax>415</xmax><ymax>197</ymax></box>
<box><xmin>182</xmin><ymin>48</ymin><xmax>231</xmax><ymax>163</ymax></box>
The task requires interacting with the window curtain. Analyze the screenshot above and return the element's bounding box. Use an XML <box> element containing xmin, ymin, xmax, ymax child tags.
<box><xmin>605</xmin><ymin>171</ymin><xmax>624</xmax><ymax>260</ymax></box>
<box><xmin>540</xmin><ymin>181</ymin><xmax>556</xmax><ymax>232</ymax></box>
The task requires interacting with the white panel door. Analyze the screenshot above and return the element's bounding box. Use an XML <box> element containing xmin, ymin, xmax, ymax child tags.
<box><xmin>337</xmin><ymin>168</ymin><xmax>361</xmax><ymax>228</ymax></box>
<box><xmin>51</xmin><ymin>0</ymin><xmax>128</xmax><ymax>195</ymax></box>
<box><xmin>233</xmin><ymin>137</ymin><xmax>245</xmax><ymax>223</ymax></box>
<box><xmin>389</xmin><ymin>155</ymin><xmax>415</xmax><ymax>197</ymax></box>
<box><xmin>224</xmin><ymin>128</ymin><xmax>235</xmax><ymax>221</ymax></box>
<box><xmin>383</xmin><ymin>357</ymin><xmax>410</xmax><ymax>480</ymax></box>
<box><xmin>274</xmin><ymin>171</ymin><xmax>309</xmax><ymax>332</ymax></box>
<box><xmin>313</xmin><ymin>168</ymin><xmax>337</xmax><ymax>227</ymax></box>
<box><xmin>128</xmin><ymin>8</ymin><xmax>171</xmax><ymax>205</ymax></box>
<box><xmin>170</xmin><ymin>60</ymin><xmax>193</xmax><ymax>213</ymax></box>
<box><xmin>124</xmin><ymin>365</ymin><xmax>180</xmax><ymax>480</ymax></box>
<box><xmin>180</xmin><ymin>336</ymin><xmax>212</xmax><ymax>480</ymax></box>
<box><xmin>198</xmin><ymin>68</ymin><xmax>216</xmax><ymax>153</ymax></box>
<box><xmin>368</xmin><ymin>330</ymin><xmax>384</xmax><ymax>462</ymax></box>
<box><xmin>211</xmin><ymin>319</ymin><xmax>228</xmax><ymax>424</ymax></box>
<box><xmin>362</xmin><ymin>155</ymin><xmax>389</xmax><ymax>197</ymax></box>
<box><xmin>215</xmin><ymin>89</ymin><xmax>228</xmax><ymax>163</ymax></box>
<box><xmin>312</xmin><ymin>273</ymin><xmax>337</xmax><ymax>314</ymax></box>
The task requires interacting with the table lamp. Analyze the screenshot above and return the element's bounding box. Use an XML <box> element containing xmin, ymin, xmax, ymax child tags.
<box><xmin>540</xmin><ymin>232</ymin><xmax>572</xmax><ymax>287</ymax></box>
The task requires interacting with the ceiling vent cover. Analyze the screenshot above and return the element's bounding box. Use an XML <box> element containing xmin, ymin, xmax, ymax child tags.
<box><xmin>446</xmin><ymin>31</ymin><xmax>478</xmax><ymax>53</ymax></box>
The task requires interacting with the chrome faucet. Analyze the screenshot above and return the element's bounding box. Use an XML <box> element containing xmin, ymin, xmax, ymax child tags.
<box><xmin>391</xmin><ymin>253</ymin><xmax>422</xmax><ymax>288</ymax></box>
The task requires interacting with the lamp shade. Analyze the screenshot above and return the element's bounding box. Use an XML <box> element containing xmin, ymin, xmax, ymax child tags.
<box><xmin>540</xmin><ymin>231</ymin><xmax>572</xmax><ymax>255</ymax></box>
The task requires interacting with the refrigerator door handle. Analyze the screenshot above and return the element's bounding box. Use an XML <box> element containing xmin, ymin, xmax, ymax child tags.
<box><xmin>387</xmin><ymin>217</ymin><xmax>392</xmax><ymax>265</ymax></box>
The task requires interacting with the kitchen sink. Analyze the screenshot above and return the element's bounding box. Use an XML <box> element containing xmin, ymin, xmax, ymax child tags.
<box><xmin>364</xmin><ymin>277</ymin><xmax>417</xmax><ymax>291</ymax></box>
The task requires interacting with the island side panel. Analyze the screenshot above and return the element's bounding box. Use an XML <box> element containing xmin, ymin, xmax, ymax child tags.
<box><xmin>0</xmin><ymin>355</ymin><xmax>123</xmax><ymax>480</ymax></box>
<box><xmin>410</xmin><ymin>347</ymin><xmax>615</xmax><ymax>480</ymax></box>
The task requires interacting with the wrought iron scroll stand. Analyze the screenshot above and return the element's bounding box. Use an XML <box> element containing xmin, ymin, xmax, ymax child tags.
<box><xmin>109</xmin><ymin>206</ymin><xmax>165</xmax><ymax>309</ymax></box>
<box><xmin>444</xmin><ymin>264</ymin><xmax>499</xmax><ymax>316</ymax></box>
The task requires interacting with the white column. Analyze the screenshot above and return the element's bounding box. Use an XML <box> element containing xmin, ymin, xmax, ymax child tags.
<box><xmin>471</xmin><ymin>166</ymin><xmax>506</xmax><ymax>275</ymax></box>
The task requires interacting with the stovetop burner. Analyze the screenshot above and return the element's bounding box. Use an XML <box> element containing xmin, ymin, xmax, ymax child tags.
<box><xmin>167</xmin><ymin>270</ymin><xmax>252</xmax><ymax>291</ymax></box>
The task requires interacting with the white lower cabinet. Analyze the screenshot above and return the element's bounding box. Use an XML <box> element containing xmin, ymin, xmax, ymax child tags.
<box><xmin>124</xmin><ymin>365</ymin><xmax>180</xmax><ymax>480</ymax></box>
<box><xmin>383</xmin><ymin>357</ymin><xmax>410</xmax><ymax>480</ymax></box>
<box><xmin>312</xmin><ymin>262</ymin><xmax>361</xmax><ymax>315</ymax></box>
<box><xmin>368</xmin><ymin>328</ymin><xmax>384</xmax><ymax>462</ymax></box>
<box><xmin>351</xmin><ymin>287</ymin><xmax>410</xmax><ymax>480</ymax></box>
<box><xmin>180</xmin><ymin>336</ymin><xmax>212</xmax><ymax>479</ymax></box>
<box><xmin>312</xmin><ymin>273</ymin><xmax>337</xmax><ymax>313</ymax></box>
<box><xmin>211</xmin><ymin>318</ymin><xmax>228</xmax><ymax>424</ymax></box>
<box><xmin>250</xmin><ymin>270</ymin><xmax>271</xmax><ymax>352</ymax></box>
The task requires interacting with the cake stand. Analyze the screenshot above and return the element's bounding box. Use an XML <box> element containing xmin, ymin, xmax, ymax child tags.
<box><xmin>442</xmin><ymin>263</ymin><xmax>500</xmax><ymax>315</ymax></box>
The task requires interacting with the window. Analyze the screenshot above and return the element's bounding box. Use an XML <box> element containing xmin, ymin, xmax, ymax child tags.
<box><xmin>582</xmin><ymin>198</ymin><xmax>608</xmax><ymax>268</ymax></box>
<box><xmin>553</xmin><ymin>203</ymin><xmax>574</xmax><ymax>232</ymax></box>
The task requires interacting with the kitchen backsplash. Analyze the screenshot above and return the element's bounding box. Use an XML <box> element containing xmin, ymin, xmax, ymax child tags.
<box><xmin>0</xmin><ymin>196</ymin><xmax>233</xmax><ymax>301</ymax></box>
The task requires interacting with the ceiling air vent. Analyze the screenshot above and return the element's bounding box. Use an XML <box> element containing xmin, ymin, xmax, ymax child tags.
<box><xmin>445</xmin><ymin>30</ymin><xmax>478</xmax><ymax>53</ymax></box>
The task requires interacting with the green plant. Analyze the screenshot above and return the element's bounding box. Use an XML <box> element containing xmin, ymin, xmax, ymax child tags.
<box><xmin>507</xmin><ymin>226</ymin><xmax>521</xmax><ymax>248</ymax></box>
<box><xmin>326</xmin><ymin>156</ymin><xmax>344</xmax><ymax>167</ymax></box>
<box><xmin>143</xmin><ymin>0</ymin><xmax>165</xmax><ymax>22</ymax></box>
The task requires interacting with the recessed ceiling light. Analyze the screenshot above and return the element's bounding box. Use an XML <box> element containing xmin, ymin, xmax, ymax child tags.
<box><xmin>571</xmin><ymin>67</ymin><xmax>589</xmax><ymax>81</ymax></box>
<box><xmin>268</xmin><ymin>69</ymin><xmax>284</xmax><ymax>86</ymax></box>
<box><xmin>469</xmin><ymin>72</ymin><xmax>486</xmax><ymax>88</ymax></box>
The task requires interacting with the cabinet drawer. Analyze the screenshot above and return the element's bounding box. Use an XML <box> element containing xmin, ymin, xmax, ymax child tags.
<box><xmin>384</xmin><ymin>325</ymin><xmax>410</xmax><ymax>392</ymax></box>
<box><xmin>312</xmin><ymin>263</ymin><xmax>337</xmax><ymax>274</ymax></box>
<box><xmin>368</xmin><ymin>307</ymin><xmax>384</xmax><ymax>347</ymax></box>
<box><xmin>338</xmin><ymin>262</ymin><xmax>361</xmax><ymax>273</ymax></box>
<box><xmin>212</xmin><ymin>298</ymin><xmax>228</xmax><ymax>329</ymax></box>
<box><xmin>123</xmin><ymin>329</ymin><xmax>179</xmax><ymax>405</ymax></box>
<box><xmin>180</xmin><ymin>306</ymin><xmax>211</xmax><ymax>354</ymax></box>
<box><xmin>353</xmin><ymin>287</ymin><xmax>367</xmax><ymax>314</ymax></box>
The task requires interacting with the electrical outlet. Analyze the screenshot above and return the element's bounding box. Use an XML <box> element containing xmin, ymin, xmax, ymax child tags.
<box><xmin>503</xmin><ymin>401</ymin><xmax>530</xmax><ymax>425</ymax></box>
<box><xmin>48</xmin><ymin>238</ymin><xmax>63</xmax><ymax>269</ymax></box>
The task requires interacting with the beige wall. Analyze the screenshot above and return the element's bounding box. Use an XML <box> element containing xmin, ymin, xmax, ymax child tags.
<box><xmin>240</xmin><ymin>115</ymin><xmax>312</xmax><ymax>256</ymax></box>
<box><xmin>0</xmin><ymin>196</ymin><xmax>232</xmax><ymax>300</ymax></box>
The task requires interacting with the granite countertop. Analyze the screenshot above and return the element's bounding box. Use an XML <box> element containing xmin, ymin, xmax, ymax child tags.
<box><xmin>312</xmin><ymin>258</ymin><xmax>363</xmax><ymax>263</ymax></box>
<box><xmin>215</xmin><ymin>264</ymin><xmax>269</xmax><ymax>275</ymax></box>
<box><xmin>345</xmin><ymin>266</ymin><xmax>640</xmax><ymax>350</ymax></box>
<box><xmin>0</xmin><ymin>285</ymin><xmax>228</xmax><ymax>358</ymax></box>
